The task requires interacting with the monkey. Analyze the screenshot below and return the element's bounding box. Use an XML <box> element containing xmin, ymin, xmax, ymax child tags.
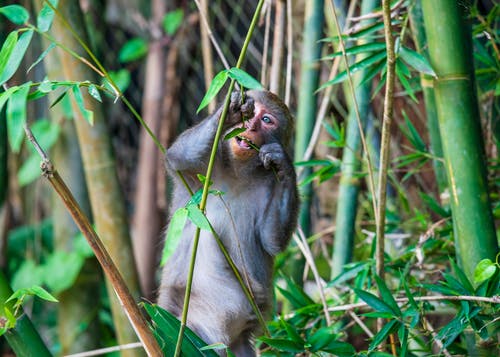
<box><xmin>157</xmin><ymin>90</ymin><xmax>298</xmax><ymax>356</ymax></box>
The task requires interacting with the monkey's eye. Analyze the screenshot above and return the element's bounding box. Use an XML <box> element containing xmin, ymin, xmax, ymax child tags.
<box><xmin>262</xmin><ymin>115</ymin><xmax>272</xmax><ymax>124</ymax></box>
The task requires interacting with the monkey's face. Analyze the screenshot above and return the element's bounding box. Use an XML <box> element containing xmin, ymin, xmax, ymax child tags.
<box><xmin>229</xmin><ymin>102</ymin><xmax>280</xmax><ymax>161</ymax></box>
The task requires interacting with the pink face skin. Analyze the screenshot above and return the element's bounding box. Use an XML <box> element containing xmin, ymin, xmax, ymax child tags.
<box><xmin>230</xmin><ymin>102</ymin><xmax>280</xmax><ymax>160</ymax></box>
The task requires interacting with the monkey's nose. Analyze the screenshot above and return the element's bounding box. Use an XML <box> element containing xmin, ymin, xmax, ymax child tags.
<box><xmin>245</xmin><ymin>118</ymin><xmax>260</xmax><ymax>131</ymax></box>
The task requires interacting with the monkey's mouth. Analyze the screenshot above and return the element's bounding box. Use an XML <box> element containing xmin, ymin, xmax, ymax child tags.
<box><xmin>235</xmin><ymin>135</ymin><xmax>259</xmax><ymax>151</ymax></box>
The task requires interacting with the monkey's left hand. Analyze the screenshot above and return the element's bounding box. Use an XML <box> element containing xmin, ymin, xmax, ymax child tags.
<box><xmin>259</xmin><ymin>143</ymin><xmax>294</xmax><ymax>181</ymax></box>
<box><xmin>226</xmin><ymin>91</ymin><xmax>255</xmax><ymax>127</ymax></box>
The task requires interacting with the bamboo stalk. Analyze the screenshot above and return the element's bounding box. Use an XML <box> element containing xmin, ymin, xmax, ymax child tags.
<box><xmin>22</xmin><ymin>127</ymin><xmax>161</xmax><ymax>356</ymax></box>
<box><xmin>421</xmin><ymin>0</ymin><xmax>498</xmax><ymax>281</ymax></box>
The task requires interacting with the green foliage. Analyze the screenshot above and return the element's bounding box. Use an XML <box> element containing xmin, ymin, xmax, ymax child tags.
<box><xmin>118</xmin><ymin>37</ymin><xmax>148</xmax><ymax>63</ymax></box>
<box><xmin>163</xmin><ymin>9</ymin><xmax>184</xmax><ymax>36</ymax></box>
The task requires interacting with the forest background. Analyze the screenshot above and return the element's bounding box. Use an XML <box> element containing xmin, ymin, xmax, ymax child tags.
<box><xmin>0</xmin><ymin>0</ymin><xmax>499</xmax><ymax>356</ymax></box>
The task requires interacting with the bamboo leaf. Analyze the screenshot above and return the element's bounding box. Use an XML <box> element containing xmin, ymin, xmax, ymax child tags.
<box><xmin>228</xmin><ymin>67</ymin><xmax>264</xmax><ymax>90</ymax></box>
<box><xmin>0</xmin><ymin>31</ymin><xmax>18</xmax><ymax>78</ymax></box>
<box><xmin>257</xmin><ymin>337</ymin><xmax>304</xmax><ymax>353</ymax></box>
<box><xmin>0</xmin><ymin>5</ymin><xmax>29</xmax><ymax>24</ymax></box>
<box><xmin>323</xmin><ymin>42</ymin><xmax>386</xmax><ymax>59</ymax></box>
<box><xmin>118</xmin><ymin>37</ymin><xmax>148</xmax><ymax>63</ymax></box>
<box><xmin>88</xmin><ymin>84</ymin><xmax>102</xmax><ymax>102</ymax></box>
<box><xmin>187</xmin><ymin>204</ymin><xmax>211</xmax><ymax>231</ymax></box>
<box><xmin>374</xmin><ymin>275</ymin><xmax>401</xmax><ymax>316</ymax></box>
<box><xmin>369</xmin><ymin>319</ymin><xmax>399</xmax><ymax>351</ymax></box>
<box><xmin>6</xmin><ymin>83</ymin><xmax>30</xmax><ymax>153</ymax></box>
<box><xmin>27</xmin><ymin>43</ymin><xmax>56</xmax><ymax>73</ymax></box>
<box><xmin>318</xmin><ymin>51</ymin><xmax>386</xmax><ymax>90</ymax></box>
<box><xmin>396</xmin><ymin>60</ymin><xmax>418</xmax><ymax>102</ymax></box>
<box><xmin>71</xmin><ymin>84</ymin><xmax>94</xmax><ymax>125</ymax></box>
<box><xmin>224</xmin><ymin>127</ymin><xmax>246</xmax><ymax>140</ymax></box>
<box><xmin>0</xmin><ymin>29</ymin><xmax>34</xmax><ymax>87</ymax></box>
<box><xmin>161</xmin><ymin>207</ymin><xmax>188</xmax><ymax>265</ymax></box>
<box><xmin>399</xmin><ymin>46</ymin><xmax>436</xmax><ymax>77</ymax></box>
<box><xmin>401</xmin><ymin>110</ymin><xmax>426</xmax><ymax>152</ymax></box>
<box><xmin>197</xmin><ymin>70</ymin><xmax>228</xmax><ymax>113</ymax></box>
<box><xmin>354</xmin><ymin>288</ymin><xmax>396</xmax><ymax>316</ymax></box>
<box><xmin>37</xmin><ymin>0</ymin><xmax>58</xmax><ymax>32</ymax></box>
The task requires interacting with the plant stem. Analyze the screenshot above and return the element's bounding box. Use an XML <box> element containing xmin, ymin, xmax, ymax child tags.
<box><xmin>376</xmin><ymin>0</ymin><xmax>396</xmax><ymax>280</ymax></box>
<box><xmin>174</xmin><ymin>1</ymin><xmax>266</xmax><ymax>355</ymax></box>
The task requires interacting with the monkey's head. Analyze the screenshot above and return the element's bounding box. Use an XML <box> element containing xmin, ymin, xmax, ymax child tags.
<box><xmin>228</xmin><ymin>90</ymin><xmax>294</xmax><ymax>161</ymax></box>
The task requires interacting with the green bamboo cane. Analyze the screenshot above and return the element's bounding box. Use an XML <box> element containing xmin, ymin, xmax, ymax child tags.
<box><xmin>174</xmin><ymin>2</ymin><xmax>266</xmax><ymax>355</ymax></box>
<box><xmin>421</xmin><ymin>0</ymin><xmax>498</xmax><ymax>280</ymax></box>
<box><xmin>293</xmin><ymin>0</ymin><xmax>325</xmax><ymax>282</ymax></box>
<box><xmin>408</xmin><ymin>2</ymin><xmax>447</xmax><ymax>195</ymax></box>
<box><xmin>331</xmin><ymin>0</ymin><xmax>380</xmax><ymax>280</ymax></box>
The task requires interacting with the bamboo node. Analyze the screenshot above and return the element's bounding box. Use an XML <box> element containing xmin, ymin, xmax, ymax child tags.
<box><xmin>40</xmin><ymin>159</ymin><xmax>54</xmax><ymax>178</ymax></box>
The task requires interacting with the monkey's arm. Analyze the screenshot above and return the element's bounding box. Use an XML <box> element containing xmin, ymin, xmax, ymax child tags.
<box><xmin>258</xmin><ymin>143</ymin><xmax>299</xmax><ymax>255</ymax></box>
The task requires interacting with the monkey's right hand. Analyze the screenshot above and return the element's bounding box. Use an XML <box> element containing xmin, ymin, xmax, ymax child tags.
<box><xmin>226</xmin><ymin>91</ymin><xmax>255</xmax><ymax>127</ymax></box>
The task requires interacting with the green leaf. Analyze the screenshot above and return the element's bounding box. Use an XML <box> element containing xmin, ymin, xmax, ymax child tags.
<box><xmin>118</xmin><ymin>37</ymin><xmax>148</xmax><ymax>63</ymax></box>
<box><xmin>37</xmin><ymin>0</ymin><xmax>58</xmax><ymax>32</ymax></box>
<box><xmin>224</xmin><ymin>127</ymin><xmax>246</xmax><ymax>140</ymax></box>
<box><xmin>323</xmin><ymin>42</ymin><xmax>386</xmax><ymax>59</ymax></box>
<box><xmin>88</xmin><ymin>84</ymin><xmax>102</xmax><ymax>102</ymax></box>
<box><xmin>18</xmin><ymin>154</ymin><xmax>42</xmax><ymax>186</ymax></box>
<box><xmin>163</xmin><ymin>9</ymin><xmax>184</xmax><ymax>35</ymax></box>
<box><xmin>44</xmin><ymin>251</ymin><xmax>85</xmax><ymax>294</ymax></box>
<box><xmin>399</xmin><ymin>46</ymin><xmax>436</xmax><ymax>77</ymax></box>
<box><xmin>28</xmin><ymin>43</ymin><xmax>56</xmax><ymax>73</ymax></box>
<box><xmin>7</xmin><ymin>83</ymin><xmax>30</xmax><ymax>153</ymax></box>
<box><xmin>374</xmin><ymin>275</ymin><xmax>401</xmax><ymax>316</ymax></box>
<box><xmin>187</xmin><ymin>204</ymin><xmax>211</xmax><ymax>231</ymax></box>
<box><xmin>450</xmin><ymin>259</ymin><xmax>474</xmax><ymax>293</ymax></box>
<box><xmin>354</xmin><ymin>288</ymin><xmax>396</xmax><ymax>316</ymax></box>
<box><xmin>0</xmin><ymin>31</ymin><xmax>18</xmax><ymax>78</ymax></box>
<box><xmin>72</xmin><ymin>84</ymin><xmax>94</xmax><ymax>125</ymax></box>
<box><xmin>103</xmin><ymin>69</ymin><xmax>131</xmax><ymax>94</ymax></box>
<box><xmin>396</xmin><ymin>60</ymin><xmax>418</xmax><ymax>102</ymax></box>
<box><xmin>197</xmin><ymin>70</ymin><xmax>228</xmax><ymax>113</ymax></box>
<box><xmin>280</xmin><ymin>318</ymin><xmax>305</xmax><ymax>344</ymax></box>
<box><xmin>0</xmin><ymin>29</ymin><xmax>34</xmax><ymax>87</ymax></box>
<box><xmin>10</xmin><ymin>260</ymin><xmax>45</xmax><ymax>292</ymax></box>
<box><xmin>369</xmin><ymin>319</ymin><xmax>399</xmax><ymax>351</ymax></box>
<box><xmin>227</xmin><ymin>68</ymin><xmax>264</xmax><ymax>90</ymax></box>
<box><xmin>161</xmin><ymin>207</ymin><xmax>188</xmax><ymax>265</ymax></box>
<box><xmin>257</xmin><ymin>337</ymin><xmax>304</xmax><ymax>353</ymax></box>
<box><xmin>318</xmin><ymin>51</ymin><xmax>387</xmax><ymax>90</ymax></box>
<box><xmin>401</xmin><ymin>111</ymin><xmax>426</xmax><ymax>151</ymax></box>
<box><xmin>328</xmin><ymin>262</ymin><xmax>368</xmax><ymax>287</ymax></box>
<box><xmin>419</xmin><ymin>192</ymin><xmax>449</xmax><ymax>217</ymax></box>
<box><xmin>29</xmin><ymin>286</ymin><xmax>58</xmax><ymax>303</ymax></box>
<box><xmin>474</xmin><ymin>259</ymin><xmax>497</xmax><ymax>283</ymax></box>
<box><xmin>0</xmin><ymin>5</ymin><xmax>29</xmax><ymax>24</ymax></box>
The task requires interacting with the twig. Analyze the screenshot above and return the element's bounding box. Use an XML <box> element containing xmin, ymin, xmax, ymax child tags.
<box><xmin>293</xmin><ymin>229</ymin><xmax>331</xmax><ymax>325</ymax></box>
<box><xmin>23</xmin><ymin>125</ymin><xmax>162</xmax><ymax>356</ymax></box>
<box><xmin>284</xmin><ymin>0</ymin><xmax>293</xmax><ymax>106</ymax></box>
<box><xmin>63</xmin><ymin>342</ymin><xmax>143</xmax><ymax>357</ymax></box>
<box><xmin>376</xmin><ymin>0</ymin><xmax>397</xmax><ymax>279</ymax></box>
<box><xmin>422</xmin><ymin>317</ymin><xmax>453</xmax><ymax>357</ymax></box>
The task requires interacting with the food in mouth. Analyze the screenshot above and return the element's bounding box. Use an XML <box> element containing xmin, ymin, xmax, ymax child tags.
<box><xmin>236</xmin><ymin>135</ymin><xmax>257</xmax><ymax>150</ymax></box>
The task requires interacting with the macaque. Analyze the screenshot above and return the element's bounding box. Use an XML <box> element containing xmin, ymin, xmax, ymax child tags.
<box><xmin>158</xmin><ymin>90</ymin><xmax>298</xmax><ymax>356</ymax></box>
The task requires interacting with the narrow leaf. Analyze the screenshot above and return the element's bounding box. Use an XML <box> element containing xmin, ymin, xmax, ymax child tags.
<box><xmin>71</xmin><ymin>84</ymin><xmax>94</xmax><ymax>125</ymax></box>
<box><xmin>323</xmin><ymin>42</ymin><xmax>386</xmax><ymax>59</ymax></box>
<box><xmin>224</xmin><ymin>127</ymin><xmax>246</xmax><ymax>140</ymax></box>
<box><xmin>88</xmin><ymin>84</ymin><xmax>102</xmax><ymax>102</ymax></box>
<box><xmin>27</xmin><ymin>43</ymin><xmax>56</xmax><ymax>73</ymax></box>
<box><xmin>0</xmin><ymin>5</ymin><xmax>29</xmax><ymax>24</ymax></box>
<box><xmin>29</xmin><ymin>286</ymin><xmax>59</xmax><ymax>303</ymax></box>
<box><xmin>399</xmin><ymin>46</ymin><xmax>436</xmax><ymax>77</ymax></box>
<box><xmin>7</xmin><ymin>83</ymin><xmax>30</xmax><ymax>152</ymax></box>
<box><xmin>0</xmin><ymin>31</ymin><xmax>18</xmax><ymax>78</ymax></box>
<box><xmin>354</xmin><ymin>288</ymin><xmax>396</xmax><ymax>316</ymax></box>
<box><xmin>228</xmin><ymin>68</ymin><xmax>264</xmax><ymax>90</ymax></box>
<box><xmin>0</xmin><ymin>29</ymin><xmax>34</xmax><ymax>87</ymax></box>
<box><xmin>37</xmin><ymin>0</ymin><xmax>58</xmax><ymax>32</ymax></box>
<box><xmin>187</xmin><ymin>204</ymin><xmax>211</xmax><ymax>231</ymax></box>
<box><xmin>161</xmin><ymin>207</ymin><xmax>188</xmax><ymax>265</ymax></box>
<box><xmin>197</xmin><ymin>70</ymin><xmax>228</xmax><ymax>113</ymax></box>
<box><xmin>369</xmin><ymin>319</ymin><xmax>399</xmax><ymax>351</ymax></box>
<box><xmin>318</xmin><ymin>51</ymin><xmax>386</xmax><ymax>90</ymax></box>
